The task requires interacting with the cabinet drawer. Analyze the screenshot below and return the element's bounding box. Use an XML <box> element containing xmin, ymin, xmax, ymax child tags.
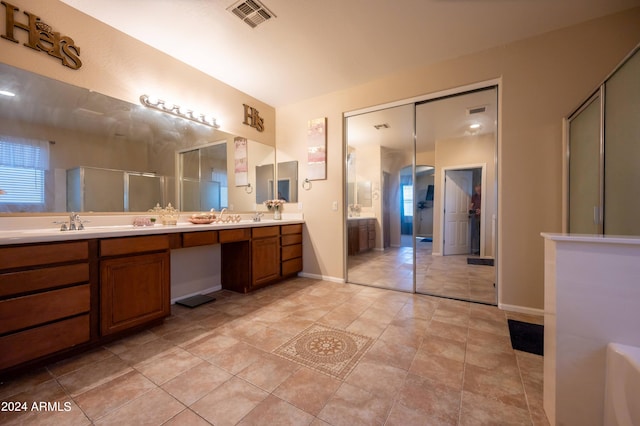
<box><xmin>100</xmin><ymin>235</ymin><xmax>169</xmax><ymax>257</ymax></box>
<box><xmin>252</xmin><ymin>226</ymin><xmax>279</xmax><ymax>239</ymax></box>
<box><xmin>281</xmin><ymin>234</ymin><xmax>302</xmax><ymax>246</ymax></box>
<box><xmin>183</xmin><ymin>231</ymin><xmax>218</xmax><ymax>247</ymax></box>
<box><xmin>219</xmin><ymin>228</ymin><xmax>250</xmax><ymax>243</ymax></box>
<box><xmin>0</xmin><ymin>284</ymin><xmax>90</xmax><ymax>335</ymax></box>
<box><xmin>0</xmin><ymin>314</ymin><xmax>90</xmax><ymax>370</ymax></box>
<box><xmin>282</xmin><ymin>257</ymin><xmax>302</xmax><ymax>276</ymax></box>
<box><xmin>0</xmin><ymin>241</ymin><xmax>88</xmax><ymax>270</ymax></box>
<box><xmin>0</xmin><ymin>263</ymin><xmax>89</xmax><ymax>298</ymax></box>
<box><xmin>281</xmin><ymin>224</ymin><xmax>302</xmax><ymax>235</ymax></box>
<box><xmin>282</xmin><ymin>244</ymin><xmax>302</xmax><ymax>261</ymax></box>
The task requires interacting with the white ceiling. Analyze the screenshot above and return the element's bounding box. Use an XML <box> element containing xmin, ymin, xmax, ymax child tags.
<box><xmin>60</xmin><ymin>0</ymin><xmax>640</xmax><ymax>107</ymax></box>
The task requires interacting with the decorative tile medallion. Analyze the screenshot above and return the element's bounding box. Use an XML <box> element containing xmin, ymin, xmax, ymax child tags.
<box><xmin>272</xmin><ymin>324</ymin><xmax>373</xmax><ymax>380</ymax></box>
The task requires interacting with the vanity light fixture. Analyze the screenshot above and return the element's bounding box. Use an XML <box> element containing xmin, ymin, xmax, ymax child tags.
<box><xmin>0</xmin><ymin>90</ymin><xmax>16</xmax><ymax>97</ymax></box>
<box><xmin>139</xmin><ymin>94</ymin><xmax>220</xmax><ymax>129</ymax></box>
<box><xmin>469</xmin><ymin>123</ymin><xmax>481</xmax><ymax>129</ymax></box>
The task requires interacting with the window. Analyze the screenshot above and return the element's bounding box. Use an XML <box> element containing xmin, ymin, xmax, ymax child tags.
<box><xmin>0</xmin><ymin>166</ymin><xmax>45</xmax><ymax>204</ymax></box>
<box><xmin>0</xmin><ymin>137</ymin><xmax>49</xmax><ymax>206</ymax></box>
<box><xmin>402</xmin><ymin>184</ymin><xmax>413</xmax><ymax>217</ymax></box>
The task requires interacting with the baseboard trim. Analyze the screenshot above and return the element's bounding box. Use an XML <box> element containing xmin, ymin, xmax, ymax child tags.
<box><xmin>498</xmin><ymin>302</ymin><xmax>544</xmax><ymax>316</ymax></box>
<box><xmin>171</xmin><ymin>285</ymin><xmax>221</xmax><ymax>304</ymax></box>
<box><xmin>298</xmin><ymin>272</ymin><xmax>345</xmax><ymax>283</ymax></box>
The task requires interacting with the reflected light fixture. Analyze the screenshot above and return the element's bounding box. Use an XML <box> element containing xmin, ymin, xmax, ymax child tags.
<box><xmin>469</xmin><ymin>123</ymin><xmax>481</xmax><ymax>129</ymax></box>
<box><xmin>140</xmin><ymin>94</ymin><xmax>220</xmax><ymax>129</ymax></box>
<box><xmin>0</xmin><ymin>90</ymin><xmax>16</xmax><ymax>97</ymax></box>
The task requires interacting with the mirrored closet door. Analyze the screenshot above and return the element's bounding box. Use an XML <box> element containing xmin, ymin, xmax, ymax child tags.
<box><xmin>345</xmin><ymin>104</ymin><xmax>415</xmax><ymax>291</ymax></box>
<box><xmin>345</xmin><ymin>86</ymin><xmax>498</xmax><ymax>305</ymax></box>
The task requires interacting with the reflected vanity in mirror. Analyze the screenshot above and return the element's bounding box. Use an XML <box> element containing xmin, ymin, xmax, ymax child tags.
<box><xmin>0</xmin><ymin>62</ymin><xmax>275</xmax><ymax>214</ymax></box>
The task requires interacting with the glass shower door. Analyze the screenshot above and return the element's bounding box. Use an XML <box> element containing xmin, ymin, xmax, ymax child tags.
<box><xmin>568</xmin><ymin>92</ymin><xmax>603</xmax><ymax>234</ymax></box>
<box><xmin>604</xmin><ymin>48</ymin><xmax>640</xmax><ymax>235</ymax></box>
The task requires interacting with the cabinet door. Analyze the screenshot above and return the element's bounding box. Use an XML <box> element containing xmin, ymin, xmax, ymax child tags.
<box><xmin>358</xmin><ymin>222</ymin><xmax>368</xmax><ymax>253</ymax></box>
<box><xmin>100</xmin><ymin>252</ymin><xmax>170</xmax><ymax>335</ymax></box>
<box><xmin>347</xmin><ymin>221</ymin><xmax>359</xmax><ymax>255</ymax></box>
<box><xmin>252</xmin><ymin>236</ymin><xmax>280</xmax><ymax>287</ymax></box>
<box><xmin>368</xmin><ymin>219</ymin><xmax>376</xmax><ymax>249</ymax></box>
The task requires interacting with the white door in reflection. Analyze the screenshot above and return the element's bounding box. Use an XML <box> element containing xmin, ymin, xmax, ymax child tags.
<box><xmin>443</xmin><ymin>169</ymin><xmax>472</xmax><ymax>255</ymax></box>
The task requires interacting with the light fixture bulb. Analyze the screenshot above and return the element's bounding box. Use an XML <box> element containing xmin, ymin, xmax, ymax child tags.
<box><xmin>470</xmin><ymin>123</ymin><xmax>481</xmax><ymax>129</ymax></box>
<box><xmin>0</xmin><ymin>90</ymin><xmax>16</xmax><ymax>97</ymax></box>
<box><xmin>140</xmin><ymin>94</ymin><xmax>219</xmax><ymax>129</ymax></box>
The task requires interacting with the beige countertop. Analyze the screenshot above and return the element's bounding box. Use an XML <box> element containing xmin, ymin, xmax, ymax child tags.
<box><xmin>0</xmin><ymin>215</ymin><xmax>304</xmax><ymax>245</ymax></box>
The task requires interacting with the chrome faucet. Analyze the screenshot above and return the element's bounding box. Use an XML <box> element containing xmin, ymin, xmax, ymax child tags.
<box><xmin>252</xmin><ymin>212</ymin><xmax>263</xmax><ymax>222</ymax></box>
<box><xmin>53</xmin><ymin>212</ymin><xmax>87</xmax><ymax>231</ymax></box>
<box><xmin>69</xmin><ymin>212</ymin><xmax>87</xmax><ymax>230</ymax></box>
<box><xmin>69</xmin><ymin>212</ymin><xmax>79</xmax><ymax>230</ymax></box>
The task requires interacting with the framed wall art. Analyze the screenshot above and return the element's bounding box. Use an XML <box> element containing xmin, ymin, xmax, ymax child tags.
<box><xmin>234</xmin><ymin>136</ymin><xmax>248</xmax><ymax>186</ymax></box>
<box><xmin>307</xmin><ymin>117</ymin><xmax>327</xmax><ymax>180</ymax></box>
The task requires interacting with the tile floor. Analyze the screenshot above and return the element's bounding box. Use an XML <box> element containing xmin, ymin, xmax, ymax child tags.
<box><xmin>348</xmin><ymin>241</ymin><xmax>496</xmax><ymax>304</ymax></box>
<box><xmin>0</xmin><ymin>277</ymin><xmax>548</xmax><ymax>425</ymax></box>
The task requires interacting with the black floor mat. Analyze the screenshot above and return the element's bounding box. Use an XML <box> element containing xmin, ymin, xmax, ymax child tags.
<box><xmin>175</xmin><ymin>294</ymin><xmax>216</xmax><ymax>308</ymax></box>
<box><xmin>508</xmin><ymin>319</ymin><xmax>544</xmax><ymax>356</ymax></box>
<box><xmin>467</xmin><ymin>257</ymin><xmax>494</xmax><ymax>266</ymax></box>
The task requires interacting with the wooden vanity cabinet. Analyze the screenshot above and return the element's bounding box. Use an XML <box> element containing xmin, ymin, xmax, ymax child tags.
<box><xmin>251</xmin><ymin>226</ymin><xmax>281</xmax><ymax>288</ymax></box>
<box><xmin>0</xmin><ymin>241</ymin><xmax>91</xmax><ymax>371</ymax></box>
<box><xmin>348</xmin><ymin>219</ymin><xmax>375</xmax><ymax>254</ymax></box>
<box><xmin>221</xmin><ymin>223</ymin><xmax>303</xmax><ymax>293</ymax></box>
<box><xmin>220</xmin><ymin>228</ymin><xmax>252</xmax><ymax>293</ymax></box>
<box><xmin>281</xmin><ymin>224</ymin><xmax>303</xmax><ymax>277</ymax></box>
<box><xmin>99</xmin><ymin>235</ymin><xmax>170</xmax><ymax>336</ymax></box>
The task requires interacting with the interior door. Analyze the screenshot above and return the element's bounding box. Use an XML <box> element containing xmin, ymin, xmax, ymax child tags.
<box><xmin>444</xmin><ymin>170</ymin><xmax>472</xmax><ymax>255</ymax></box>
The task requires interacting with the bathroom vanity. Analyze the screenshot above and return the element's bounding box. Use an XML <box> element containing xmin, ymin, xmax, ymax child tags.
<box><xmin>347</xmin><ymin>218</ymin><xmax>376</xmax><ymax>255</ymax></box>
<box><xmin>0</xmin><ymin>218</ymin><xmax>303</xmax><ymax>376</ymax></box>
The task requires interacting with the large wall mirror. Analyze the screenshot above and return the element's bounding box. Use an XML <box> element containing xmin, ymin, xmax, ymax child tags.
<box><xmin>277</xmin><ymin>161</ymin><xmax>298</xmax><ymax>203</ymax></box>
<box><xmin>345</xmin><ymin>86</ymin><xmax>498</xmax><ymax>305</ymax></box>
<box><xmin>0</xmin><ymin>62</ymin><xmax>275</xmax><ymax>214</ymax></box>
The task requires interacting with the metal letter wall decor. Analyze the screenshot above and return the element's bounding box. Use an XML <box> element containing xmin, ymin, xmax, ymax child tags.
<box><xmin>242</xmin><ymin>103</ymin><xmax>265</xmax><ymax>132</ymax></box>
<box><xmin>1</xmin><ymin>1</ymin><xmax>82</xmax><ymax>70</ymax></box>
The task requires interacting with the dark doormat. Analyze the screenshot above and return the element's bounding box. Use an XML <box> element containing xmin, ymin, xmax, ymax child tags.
<box><xmin>175</xmin><ymin>294</ymin><xmax>216</xmax><ymax>308</ymax></box>
<box><xmin>467</xmin><ymin>257</ymin><xmax>494</xmax><ymax>266</ymax></box>
<box><xmin>421</xmin><ymin>238</ymin><xmax>432</xmax><ymax>242</ymax></box>
<box><xmin>508</xmin><ymin>319</ymin><xmax>544</xmax><ymax>356</ymax></box>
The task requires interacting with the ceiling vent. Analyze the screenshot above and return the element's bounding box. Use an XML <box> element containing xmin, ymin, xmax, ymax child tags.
<box><xmin>467</xmin><ymin>105</ymin><xmax>487</xmax><ymax>115</ymax></box>
<box><xmin>374</xmin><ymin>123</ymin><xmax>390</xmax><ymax>130</ymax></box>
<box><xmin>228</xmin><ymin>0</ymin><xmax>276</xmax><ymax>28</ymax></box>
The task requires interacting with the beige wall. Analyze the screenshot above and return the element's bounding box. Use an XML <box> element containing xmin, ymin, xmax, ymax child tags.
<box><xmin>0</xmin><ymin>0</ymin><xmax>275</xmax><ymax>147</ymax></box>
<box><xmin>276</xmin><ymin>9</ymin><xmax>640</xmax><ymax>310</ymax></box>
<box><xmin>3</xmin><ymin>1</ymin><xmax>640</xmax><ymax>311</ymax></box>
